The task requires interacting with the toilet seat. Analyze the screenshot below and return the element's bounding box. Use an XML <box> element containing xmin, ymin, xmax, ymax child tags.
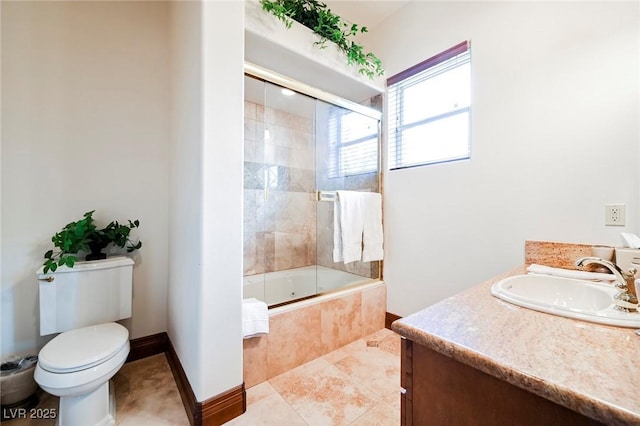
<box><xmin>35</xmin><ymin>332</ymin><xmax>130</xmax><ymax>398</ymax></box>
<box><xmin>38</xmin><ymin>323</ymin><xmax>129</xmax><ymax>373</ymax></box>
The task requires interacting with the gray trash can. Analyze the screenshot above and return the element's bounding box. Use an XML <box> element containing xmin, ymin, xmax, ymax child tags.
<box><xmin>1</xmin><ymin>355</ymin><xmax>39</xmax><ymax>419</ymax></box>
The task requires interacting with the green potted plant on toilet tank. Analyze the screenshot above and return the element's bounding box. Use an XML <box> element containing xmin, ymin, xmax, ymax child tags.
<box><xmin>42</xmin><ymin>210</ymin><xmax>142</xmax><ymax>273</ymax></box>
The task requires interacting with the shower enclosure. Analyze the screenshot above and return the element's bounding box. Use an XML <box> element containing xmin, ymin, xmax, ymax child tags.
<box><xmin>243</xmin><ymin>65</ymin><xmax>382</xmax><ymax>307</ymax></box>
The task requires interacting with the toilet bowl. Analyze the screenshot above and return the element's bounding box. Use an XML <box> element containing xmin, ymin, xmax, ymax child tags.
<box><xmin>35</xmin><ymin>323</ymin><xmax>130</xmax><ymax>426</ymax></box>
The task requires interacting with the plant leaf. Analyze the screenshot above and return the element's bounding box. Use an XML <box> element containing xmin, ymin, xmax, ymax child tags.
<box><xmin>43</xmin><ymin>210</ymin><xmax>142</xmax><ymax>267</ymax></box>
<box><xmin>261</xmin><ymin>0</ymin><xmax>384</xmax><ymax>78</ymax></box>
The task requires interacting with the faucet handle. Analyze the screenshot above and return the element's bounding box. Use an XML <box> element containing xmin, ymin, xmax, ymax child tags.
<box><xmin>616</xmin><ymin>267</ymin><xmax>638</xmax><ymax>290</ymax></box>
<box><xmin>611</xmin><ymin>267</ymin><xmax>637</xmax><ymax>292</ymax></box>
<box><xmin>623</xmin><ymin>268</ymin><xmax>638</xmax><ymax>299</ymax></box>
<box><xmin>615</xmin><ymin>281</ymin><xmax>629</xmax><ymax>291</ymax></box>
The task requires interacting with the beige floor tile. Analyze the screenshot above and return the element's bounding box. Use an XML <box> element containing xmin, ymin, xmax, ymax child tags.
<box><xmin>323</xmin><ymin>329</ymin><xmax>400</xmax><ymax>367</ymax></box>
<box><xmin>223</xmin><ymin>392</ymin><xmax>306</xmax><ymax>426</ymax></box>
<box><xmin>365</xmin><ymin>329</ymin><xmax>401</xmax><ymax>357</ymax></box>
<box><xmin>246</xmin><ymin>381</ymin><xmax>278</xmax><ymax>406</ymax></box>
<box><xmin>381</xmin><ymin>389</ymin><xmax>401</xmax><ymax>412</ymax></box>
<box><xmin>348</xmin><ymin>402</ymin><xmax>400</xmax><ymax>426</ymax></box>
<box><xmin>272</xmin><ymin>363</ymin><xmax>378</xmax><ymax>426</ymax></box>
<box><xmin>322</xmin><ymin>338</ymin><xmax>367</xmax><ymax>364</ymax></box>
<box><xmin>3</xmin><ymin>354</ymin><xmax>187</xmax><ymax>426</ymax></box>
<box><xmin>113</xmin><ymin>353</ymin><xmax>177</xmax><ymax>407</ymax></box>
<box><xmin>114</xmin><ymin>354</ymin><xmax>187</xmax><ymax>425</ymax></box>
<box><xmin>269</xmin><ymin>356</ymin><xmax>333</xmax><ymax>388</ymax></box>
<box><xmin>116</xmin><ymin>385</ymin><xmax>188</xmax><ymax>426</ymax></box>
<box><xmin>333</xmin><ymin>345</ymin><xmax>400</xmax><ymax>399</ymax></box>
<box><xmin>6</xmin><ymin>328</ymin><xmax>400</xmax><ymax>426</ymax></box>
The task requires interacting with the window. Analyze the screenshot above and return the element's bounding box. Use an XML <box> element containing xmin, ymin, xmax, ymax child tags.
<box><xmin>388</xmin><ymin>41</ymin><xmax>471</xmax><ymax>170</ymax></box>
<box><xmin>328</xmin><ymin>107</ymin><xmax>379</xmax><ymax>177</ymax></box>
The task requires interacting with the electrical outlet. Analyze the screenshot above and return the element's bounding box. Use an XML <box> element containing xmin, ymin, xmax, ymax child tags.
<box><xmin>605</xmin><ymin>204</ymin><xmax>625</xmax><ymax>226</ymax></box>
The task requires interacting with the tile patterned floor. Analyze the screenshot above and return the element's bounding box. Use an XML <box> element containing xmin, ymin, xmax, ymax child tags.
<box><xmin>3</xmin><ymin>328</ymin><xmax>400</xmax><ymax>426</ymax></box>
<box><xmin>3</xmin><ymin>353</ymin><xmax>188</xmax><ymax>426</ymax></box>
<box><xmin>225</xmin><ymin>328</ymin><xmax>401</xmax><ymax>426</ymax></box>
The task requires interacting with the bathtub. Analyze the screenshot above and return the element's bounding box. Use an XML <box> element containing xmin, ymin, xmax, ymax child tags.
<box><xmin>242</xmin><ymin>273</ymin><xmax>386</xmax><ymax>387</ymax></box>
<box><xmin>243</xmin><ymin>265</ymin><xmax>376</xmax><ymax>307</ymax></box>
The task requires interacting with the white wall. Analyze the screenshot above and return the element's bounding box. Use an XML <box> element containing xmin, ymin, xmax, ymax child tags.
<box><xmin>2</xmin><ymin>0</ymin><xmax>244</xmax><ymax>403</ymax></box>
<box><xmin>169</xmin><ymin>0</ymin><xmax>244</xmax><ymax>401</ymax></box>
<box><xmin>364</xmin><ymin>1</ymin><xmax>640</xmax><ymax>316</ymax></box>
<box><xmin>168</xmin><ymin>0</ymin><xmax>203</xmax><ymax>400</ymax></box>
<box><xmin>1</xmin><ymin>1</ymin><xmax>170</xmax><ymax>357</ymax></box>
<box><xmin>200</xmin><ymin>0</ymin><xmax>244</xmax><ymax>401</ymax></box>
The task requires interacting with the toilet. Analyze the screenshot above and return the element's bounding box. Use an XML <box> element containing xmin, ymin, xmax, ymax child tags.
<box><xmin>34</xmin><ymin>256</ymin><xmax>134</xmax><ymax>426</ymax></box>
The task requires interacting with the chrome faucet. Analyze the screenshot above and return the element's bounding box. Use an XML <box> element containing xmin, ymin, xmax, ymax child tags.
<box><xmin>576</xmin><ymin>257</ymin><xmax>638</xmax><ymax>313</ymax></box>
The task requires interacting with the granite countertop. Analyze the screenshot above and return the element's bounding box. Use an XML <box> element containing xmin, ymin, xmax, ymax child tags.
<box><xmin>392</xmin><ymin>266</ymin><xmax>640</xmax><ymax>425</ymax></box>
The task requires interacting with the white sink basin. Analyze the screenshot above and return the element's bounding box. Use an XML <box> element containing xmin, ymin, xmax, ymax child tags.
<box><xmin>491</xmin><ymin>274</ymin><xmax>640</xmax><ymax>328</ymax></box>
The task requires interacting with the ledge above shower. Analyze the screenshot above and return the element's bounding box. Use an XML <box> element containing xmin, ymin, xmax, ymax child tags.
<box><xmin>245</xmin><ymin>0</ymin><xmax>385</xmax><ymax>103</ymax></box>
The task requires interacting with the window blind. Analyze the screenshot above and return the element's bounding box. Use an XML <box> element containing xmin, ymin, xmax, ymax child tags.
<box><xmin>388</xmin><ymin>41</ymin><xmax>471</xmax><ymax>170</ymax></box>
<box><xmin>327</xmin><ymin>108</ymin><xmax>379</xmax><ymax>178</ymax></box>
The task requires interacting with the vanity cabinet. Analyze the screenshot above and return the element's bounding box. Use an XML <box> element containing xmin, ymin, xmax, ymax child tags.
<box><xmin>400</xmin><ymin>338</ymin><xmax>604</xmax><ymax>426</ymax></box>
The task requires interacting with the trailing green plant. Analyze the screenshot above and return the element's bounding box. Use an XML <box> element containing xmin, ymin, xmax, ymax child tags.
<box><xmin>261</xmin><ymin>0</ymin><xmax>383</xmax><ymax>79</ymax></box>
<box><xmin>43</xmin><ymin>210</ymin><xmax>142</xmax><ymax>273</ymax></box>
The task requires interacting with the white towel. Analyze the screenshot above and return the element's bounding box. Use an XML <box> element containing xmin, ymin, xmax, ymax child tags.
<box><xmin>361</xmin><ymin>192</ymin><xmax>384</xmax><ymax>262</ymax></box>
<box><xmin>526</xmin><ymin>264</ymin><xmax>617</xmax><ymax>282</ymax></box>
<box><xmin>332</xmin><ymin>191</ymin><xmax>384</xmax><ymax>264</ymax></box>
<box><xmin>333</xmin><ymin>197</ymin><xmax>344</xmax><ymax>262</ymax></box>
<box><xmin>335</xmin><ymin>191</ymin><xmax>364</xmax><ymax>263</ymax></box>
<box><xmin>242</xmin><ymin>298</ymin><xmax>269</xmax><ymax>339</ymax></box>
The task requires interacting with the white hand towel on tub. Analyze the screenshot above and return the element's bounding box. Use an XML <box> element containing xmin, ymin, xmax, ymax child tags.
<box><xmin>335</xmin><ymin>191</ymin><xmax>364</xmax><ymax>263</ymax></box>
<box><xmin>361</xmin><ymin>192</ymin><xmax>384</xmax><ymax>262</ymax></box>
<box><xmin>242</xmin><ymin>298</ymin><xmax>269</xmax><ymax>339</ymax></box>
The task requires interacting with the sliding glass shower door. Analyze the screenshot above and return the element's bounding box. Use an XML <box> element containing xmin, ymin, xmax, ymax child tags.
<box><xmin>315</xmin><ymin>100</ymin><xmax>381</xmax><ymax>293</ymax></box>
<box><xmin>243</xmin><ymin>73</ymin><xmax>381</xmax><ymax>307</ymax></box>
<box><xmin>244</xmin><ymin>75</ymin><xmax>317</xmax><ymax>305</ymax></box>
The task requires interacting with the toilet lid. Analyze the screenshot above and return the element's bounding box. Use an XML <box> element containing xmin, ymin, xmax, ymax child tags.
<box><xmin>39</xmin><ymin>323</ymin><xmax>129</xmax><ymax>373</ymax></box>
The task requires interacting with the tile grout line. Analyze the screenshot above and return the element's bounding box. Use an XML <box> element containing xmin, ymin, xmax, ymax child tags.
<box><xmin>269</xmin><ymin>384</ymin><xmax>311</xmax><ymax>426</ymax></box>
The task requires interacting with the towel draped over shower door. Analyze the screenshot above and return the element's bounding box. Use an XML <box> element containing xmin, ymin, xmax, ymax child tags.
<box><xmin>333</xmin><ymin>191</ymin><xmax>384</xmax><ymax>264</ymax></box>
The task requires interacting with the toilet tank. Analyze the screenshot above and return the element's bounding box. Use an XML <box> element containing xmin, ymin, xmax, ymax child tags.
<box><xmin>37</xmin><ymin>256</ymin><xmax>134</xmax><ymax>336</ymax></box>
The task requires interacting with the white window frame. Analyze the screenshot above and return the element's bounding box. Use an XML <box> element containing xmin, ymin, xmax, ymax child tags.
<box><xmin>388</xmin><ymin>41</ymin><xmax>471</xmax><ymax>170</ymax></box>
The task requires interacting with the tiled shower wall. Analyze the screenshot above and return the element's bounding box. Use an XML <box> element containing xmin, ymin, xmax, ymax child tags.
<box><xmin>243</xmin><ymin>101</ymin><xmax>316</xmax><ymax>275</ymax></box>
<box><xmin>244</xmin><ymin>94</ymin><xmax>381</xmax><ymax>279</ymax></box>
